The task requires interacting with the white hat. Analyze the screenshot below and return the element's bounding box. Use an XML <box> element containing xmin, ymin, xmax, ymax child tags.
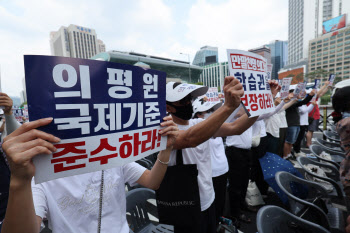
<box><xmin>192</xmin><ymin>98</ymin><xmax>222</xmax><ymax>115</ymax></box>
<box><xmin>166</xmin><ymin>82</ymin><xmax>208</xmax><ymax>102</ymax></box>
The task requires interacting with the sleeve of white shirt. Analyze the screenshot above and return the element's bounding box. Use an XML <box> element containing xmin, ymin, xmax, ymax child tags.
<box><xmin>123</xmin><ymin>162</ymin><xmax>147</xmax><ymax>187</ymax></box>
<box><xmin>31</xmin><ymin>178</ymin><xmax>48</xmax><ymax>219</ymax></box>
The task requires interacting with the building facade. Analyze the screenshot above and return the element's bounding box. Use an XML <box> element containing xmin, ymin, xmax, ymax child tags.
<box><xmin>92</xmin><ymin>50</ymin><xmax>203</xmax><ymax>83</ymax></box>
<box><xmin>199</xmin><ymin>62</ymin><xmax>230</xmax><ymax>89</ymax></box>
<box><xmin>308</xmin><ymin>26</ymin><xmax>350</xmax><ymax>81</ymax></box>
<box><xmin>97</xmin><ymin>39</ymin><xmax>106</xmax><ymax>53</ymax></box>
<box><xmin>248</xmin><ymin>46</ymin><xmax>272</xmax><ymax>64</ymax></box>
<box><xmin>50</xmin><ymin>25</ymin><xmax>102</xmax><ymax>59</ymax></box>
<box><xmin>266</xmin><ymin>40</ymin><xmax>288</xmax><ymax>80</ymax></box>
<box><xmin>288</xmin><ymin>0</ymin><xmax>350</xmax><ymax>67</ymax></box>
<box><xmin>192</xmin><ymin>46</ymin><xmax>218</xmax><ymax>66</ymax></box>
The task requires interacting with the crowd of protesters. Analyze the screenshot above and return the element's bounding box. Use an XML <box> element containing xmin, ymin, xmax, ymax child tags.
<box><xmin>0</xmin><ymin>75</ymin><xmax>349</xmax><ymax>233</ymax></box>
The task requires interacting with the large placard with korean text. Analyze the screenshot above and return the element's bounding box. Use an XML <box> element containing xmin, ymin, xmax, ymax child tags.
<box><xmin>24</xmin><ymin>55</ymin><xmax>167</xmax><ymax>183</ymax></box>
<box><xmin>226</xmin><ymin>49</ymin><xmax>275</xmax><ymax>117</ymax></box>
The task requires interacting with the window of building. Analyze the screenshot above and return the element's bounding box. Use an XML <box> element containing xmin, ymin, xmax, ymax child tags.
<box><xmin>344</xmin><ymin>71</ymin><xmax>350</xmax><ymax>74</ymax></box>
<box><xmin>345</xmin><ymin>76</ymin><xmax>350</xmax><ymax>79</ymax></box>
<box><xmin>346</xmin><ymin>36</ymin><xmax>350</xmax><ymax>40</ymax></box>
<box><xmin>336</xmin><ymin>72</ymin><xmax>342</xmax><ymax>75</ymax></box>
<box><xmin>317</xmin><ymin>45</ymin><xmax>322</xmax><ymax>48</ymax></box>
<box><xmin>337</xmin><ymin>38</ymin><xmax>344</xmax><ymax>43</ymax></box>
<box><xmin>338</xmin><ymin>32</ymin><xmax>344</xmax><ymax>37</ymax></box>
<box><xmin>324</xmin><ymin>42</ymin><xmax>329</xmax><ymax>46</ymax></box>
<box><xmin>311</xmin><ymin>68</ymin><xmax>316</xmax><ymax>71</ymax></box>
<box><xmin>317</xmin><ymin>62</ymin><xmax>321</xmax><ymax>65</ymax></box>
<box><xmin>345</xmin><ymin>51</ymin><xmax>350</xmax><ymax>55</ymax></box>
<box><xmin>337</xmin><ymin>53</ymin><xmax>343</xmax><ymax>57</ymax></box>
<box><xmin>330</xmin><ymin>41</ymin><xmax>336</xmax><ymax>45</ymax></box>
<box><xmin>323</xmin><ymin>56</ymin><xmax>328</xmax><ymax>60</ymax></box>
<box><xmin>323</xmin><ymin>38</ymin><xmax>330</xmax><ymax>42</ymax></box>
<box><xmin>317</xmin><ymin>58</ymin><xmax>322</xmax><ymax>61</ymax></box>
<box><xmin>330</xmin><ymin>49</ymin><xmax>335</xmax><ymax>54</ymax></box>
<box><xmin>331</xmin><ymin>36</ymin><xmax>336</xmax><ymax>40</ymax></box>
<box><xmin>330</xmin><ymin>44</ymin><xmax>336</xmax><ymax>49</ymax></box>
<box><xmin>323</xmin><ymin>65</ymin><xmax>328</xmax><ymax>68</ymax></box>
<box><xmin>317</xmin><ymin>53</ymin><xmax>322</xmax><ymax>57</ymax></box>
<box><xmin>311</xmin><ymin>59</ymin><xmax>315</xmax><ymax>63</ymax></box>
<box><xmin>338</xmin><ymin>43</ymin><xmax>343</xmax><ymax>47</ymax></box>
<box><xmin>336</xmin><ymin>67</ymin><xmax>342</xmax><ymax>70</ymax></box>
<box><xmin>330</xmin><ymin>54</ymin><xmax>336</xmax><ymax>58</ymax></box>
<box><xmin>337</xmin><ymin>48</ymin><xmax>343</xmax><ymax>52</ymax></box>
<box><xmin>317</xmin><ymin>40</ymin><xmax>322</xmax><ymax>44</ymax></box>
<box><xmin>323</xmin><ymin>61</ymin><xmax>328</xmax><ymax>64</ymax></box>
<box><xmin>311</xmin><ymin>46</ymin><xmax>316</xmax><ymax>50</ymax></box>
<box><xmin>345</xmin><ymin>46</ymin><xmax>350</xmax><ymax>50</ymax></box>
<box><xmin>337</xmin><ymin>57</ymin><xmax>343</xmax><ymax>61</ymax></box>
<box><xmin>323</xmin><ymin>47</ymin><xmax>329</xmax><ymax>51</ymax></box>
<box><xmin>345</xmin><ymin>56</ymin><xmax>350</xmax><ymax>60</ymax></box>
<box><xmin>317</xmin><ymin>49</ymin><xmax>322</xmax><ymax>52</ymax></box>
<box><xmin>337</xmin><ymin>62</ymin><xmax>342</xmax><ymax>66</ymax></box>
<box><xmin>329</xmin><ymin>68</ymin><xmax>335</xmax><ymax>72</ymax></box>
<box><xmin>322</xmin><ymin>51</ymin><xmax>328</xmax><ymax>55</ymax></box>
<box><xmin>311</xmin><ymin>51</ymin><xmax>316</xmax><ymax>54</ymax></box>
<box><xmin>330</xmin><ymin>59</ymin><xmax>335</xmax><ymax>63</ymax></box>
<box><xmin>346</xmin><ymin>31</ymin><xmax>350</xmax><ymax>35</ymax></box>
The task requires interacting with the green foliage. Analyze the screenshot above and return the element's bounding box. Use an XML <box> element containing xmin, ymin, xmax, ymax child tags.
<box><xmin>20</xmin><ymin>101</ymin><xmax>27</xmax><ymax>108</ymax></box>
<box><xmin>195</xmin><ymin>82</ymin><xmax>203</xmax><ymax>85</ymax></box>
<box><xmin>320</xmin><ymin>94</ymin><xmax>331</xmax><ymax>105</ymax></box>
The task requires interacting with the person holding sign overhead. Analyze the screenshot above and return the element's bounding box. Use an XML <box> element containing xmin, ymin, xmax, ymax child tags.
<box><xmin>1</xmin><ymin>115</ymin><xmax>179</xmax><ymax>233</ymax></box>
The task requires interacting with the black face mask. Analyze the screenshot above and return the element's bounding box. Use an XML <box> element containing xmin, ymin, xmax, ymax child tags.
<box><xmin>168</xmin><ymin>103</ymin><xmax>193</xmax><ymax>120</ymax></box>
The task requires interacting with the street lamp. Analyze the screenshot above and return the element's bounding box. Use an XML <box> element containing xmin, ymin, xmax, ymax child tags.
<box><xmin>180</xmin><ymin>52</ymin><xmax>191</xmax><ymax>83</ymax></box>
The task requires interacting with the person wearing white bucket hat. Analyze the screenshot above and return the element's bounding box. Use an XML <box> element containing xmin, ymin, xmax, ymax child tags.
<box><xmin>192</xmin><ymin>99</ymin><xmax>227</xmax><ymax>226</ymax></box>
<box><xmin>165</xmin><ymin>77</ymin><xmax>260</xmax><ymax>233</ymax></box>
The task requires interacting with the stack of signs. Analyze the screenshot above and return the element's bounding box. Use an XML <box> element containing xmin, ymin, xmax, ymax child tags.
<box><xmin>280</xmin><ymin>77</ymin><xmax>292</xmax><ymax>99</ymax></box>
<box><xmin>227</xmin><ymin>49</ymin><xmax>275</xmax><ymax>117</ymax></box>
<box><xmin>311</xmin><ymin>79</ymin><xmax>321</xmax><ymax>102</ymax></box>
<box><xmin>13</xmin><ymin>108</ymin><xmax>24</xmax><ymax>122</ymax></box>
<box><xmin>24</xmin><ymin>55</ymin><xmax>167</xmax><ymax>183</ymax></box>
<box><xmin>205</xmin><ymin>87</ymin><xmax>220</xmax><ymax>102</ymax></box>
<box><xmin>328</xmin><ymin>74</ymin><xmax>335</xmax><ymax>86</ymax></box>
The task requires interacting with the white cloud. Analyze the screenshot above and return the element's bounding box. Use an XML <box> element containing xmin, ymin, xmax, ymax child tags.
<box><xmin>186</xmin><ymin>0</ymin><xmax>288</xmax><ymax>62</ymax></box>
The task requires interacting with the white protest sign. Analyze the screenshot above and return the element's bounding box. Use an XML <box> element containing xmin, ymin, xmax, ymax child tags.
<box><xmin>293</xmin><ymin>82</ymin><xmax>304</xmax><ymax>99</ymax></box>
<box><xmin>205</xmin><ymin>87</ymin><xmax>220</xmax><ymax>102</ymax></box>
<box><xmin>280</xmin><ymin>77</ymin><xmax>292</xmax><ymax>99</ymax></box>
<box><xmin>311</xmin><ymin>79</ymin><xmax>321</xmax><ymax>103</ymax></box>
<box><xmin>227</xmin><ymin>49</ymin><xmax>275</xmax><ymax>117</ymax></box>
<box><xmin>328</xmin><ymin>74</ymin><xmax>335</xmax><ymax>86</ymax></box>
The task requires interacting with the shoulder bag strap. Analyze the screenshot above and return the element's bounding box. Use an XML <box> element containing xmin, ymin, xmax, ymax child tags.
<box><xmin>176</xmin><ymin>149</ymin><xmax>183</xmax><ymax>165</ymax></box>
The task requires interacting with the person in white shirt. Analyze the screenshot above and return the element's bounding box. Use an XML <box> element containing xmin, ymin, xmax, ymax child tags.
<box><xmin>1</xmin><ymin>116</ymin><xmax>179</xmax><ymax>233</ymax></box>
<box><xmin>293</xmin><ymin>99</ymin><xmax>316</xmax><ymax>157</ymax></box>
<box><xmin>192</xmin><ymin>99</ymin><xmax>228</xmax><ymax>226</ymax></box>
<box><xmin>165</xmin><ymin>78</ymin><xmax>260</xmax><ymax>233</ymax></box>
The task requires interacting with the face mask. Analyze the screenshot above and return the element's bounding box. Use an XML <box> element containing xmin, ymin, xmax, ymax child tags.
<box><xmin>203</xmin><ymin>112</ymin><xmax>212</xmax><ymax>119</ymax></box>
<box><xmin>168</xmin><ymin>103</ymin><xmax>193</xmax><ymax>120</ymax></box>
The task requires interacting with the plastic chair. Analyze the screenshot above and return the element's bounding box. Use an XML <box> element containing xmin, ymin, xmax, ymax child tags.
<box><xmin>309</xmin><ymin>144</ymin><xmax>345</xmax><ymax>169</ymax></box>
<box><xmin>315</xmin><ymin>138</ymin><xmax>344</xmax><ymax>153</ymax></box>
<box><xmin>256</xmin><ymin>205</ymin><xmax>330</xmax><ymax>233</ymax></box>
<box><xmin>297</xmin><ymin>157</ymin><xmax>344</xmax><ymax>198</ymax></box>
<box><xmin>126</xmin><ymin>188</ymin><xmax>174</xmax><ymax>233</ymax></box>
<box><xmin>275</xmin><ymin>171</ymin><xmax>345</xmax><ymax>232</ymax></box>
<box><xmin>323</xmin><ymin>131</ymin><xmax>341</xmax><ymax>143</ymax></box>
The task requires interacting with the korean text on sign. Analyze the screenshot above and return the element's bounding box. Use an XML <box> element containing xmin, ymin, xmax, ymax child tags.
<box><xmin>227</xmin><ymin>49</ymin><xmax>275</xmax><ymax>117</ymax></box>
<box><xmin>24</xmin><ymin>55</ymin><xmax>167</xmax><ymax>183</ymax></box>
<box><xmin>280</xmin><ymin>77</ymin><xmax>292</xmax><ymax>100</ymax></box>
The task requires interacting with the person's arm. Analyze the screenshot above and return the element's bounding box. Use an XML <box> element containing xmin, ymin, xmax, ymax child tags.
<box><xmin>213</xmin><ymin>113</ymin><xmax>258</xmax><ymax>137</ymax></box>
<box><xmin>136</xmin><ymin>116</ymin><xmax>179</xmax><ymax>190</ymax></box>
<box><xmin>173</xmin><ymin>76</ymin><xmax>243</xmax><ymax>149</ymax></box>
<box><xmin>257</xmin><ymin>101</ymin><xmax>286</xmax><ymax>120</ymax></box>
<box><xmin>299</xmin><ymin>103</ymin><xmax>315</xmax><ymax>114</ymax></box>
<box><xmin>0</xmin><ymin>92</ymin><xmax>20</xmax><ymax>136</ymax></box>
<box><xmin>2</xmin><ymin>118</ymin><xmax>60</xmax><ymax>233</ymax></box>
<box><xmin>317</xmin><ymin>81</ymin><xmax>330</xmax><ymax>98</ymax></box>
<box><xmin>283</xmin><ymin>99</ymin><xmax>298</xmax><ymax>110</ymax></box>
<box><xmin>0</xmin><ymin>119</ymin><xmax>5</xmax><ymax>133</ymax></box>
<box><xmin>294</xmin><ymin>92</ymin><xmax>314</xmax><ymax>107</ymax></box>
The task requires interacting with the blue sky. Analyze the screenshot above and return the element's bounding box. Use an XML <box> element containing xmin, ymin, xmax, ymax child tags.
<box><xmin>0</xmin><ymin>0</ymin><xmax>288</xmax><ymax>97</ymax></box>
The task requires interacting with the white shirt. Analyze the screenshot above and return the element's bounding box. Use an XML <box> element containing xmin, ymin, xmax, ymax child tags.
<box><xmin>226</xmin><ymin>127</ymin><xmax>252</xmax><ymax>149</ymax></box>
<box><xmin>278</xmin><ymin>110</ymin><xmax>288</xmax><ymax>128</ymax></box>
<box><xmin>264</xmin><ymin>113</ymin><xmax>281</xmax><ymax>138</ymax></box>
<box><xmin>32</xmin><ymin>163</ymin><xmax>146</xmax><ymax>233</ymax></box>
<box><xmin>168</xmin><ymin>118</ymin><xmax>214</xmax><ymax>211</ymax></box>
<box><xmin>299</xmin><ymin>105</ymin><xmax>315</xmax><ymax>126</ymax></box>
<box><xmin>209</xmin><ymin>137</ymin><xmax>229</xmax><ymax>177</ymax></box>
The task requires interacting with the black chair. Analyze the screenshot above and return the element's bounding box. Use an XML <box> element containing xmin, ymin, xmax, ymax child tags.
<box><xmin>315</xmin><ymin>138</ymin><xmax>344</xmax><ymax>153</ymax></box>
<box><xmin>324</xmin><ymin>131</ymin><xmax>341</xmax><ymax>143</ymax></box>
<box><xmin>126</xmin><ymin>188</ymin><xmax>173</xmax><ymax>233</ymax></box>
<box><xmin>275</xmin><ymin>171</ymin><xmax>345</xmax><ymax>232</ymax></box>
<box><xmin>309</xmin><ymin>144</ymin><xmax>344</xmax><ymax>169</ymax></box>
<box><xmin>297</xmin><ymin>157</ymin><xmax>344</xmax><ymax>198</ymax></box>
<box><xmin>256</xmin><ymin>205</ymin><xmax>330</xmax><ymax>233</ymax></box>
